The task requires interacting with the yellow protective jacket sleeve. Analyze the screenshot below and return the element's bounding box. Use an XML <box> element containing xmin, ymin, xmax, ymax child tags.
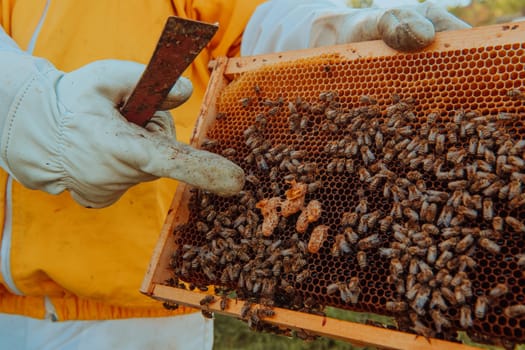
<box><xmin>0</xmin><ymin>0</ymin><xmax>265</xmax><ymax>320</ymax></box>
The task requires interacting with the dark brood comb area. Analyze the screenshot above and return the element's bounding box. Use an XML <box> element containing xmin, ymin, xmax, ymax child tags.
<box><xmin>169</xmin><ymin>44</ymin><xmax>525</xmax><ymax>346</ymax></box>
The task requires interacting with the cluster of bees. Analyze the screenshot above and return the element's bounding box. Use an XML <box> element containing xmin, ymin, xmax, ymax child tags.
<box><xmin>170</xmin><ymin>85</ymin><xmax>525</xmax><ymax>345</ymax></box>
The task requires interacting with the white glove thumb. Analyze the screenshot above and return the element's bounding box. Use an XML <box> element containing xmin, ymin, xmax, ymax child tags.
<box><xmin>313</xmin><ymin>2</ymin><xmax>470</xmax><ymax>51</ymax></box>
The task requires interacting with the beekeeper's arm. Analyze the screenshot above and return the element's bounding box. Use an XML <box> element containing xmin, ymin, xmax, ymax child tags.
<box><xmin>242</xmin><ymin>0</ymin><xmax>470</xmax><ymax>55</ymax></box>
<box><xmin>0</xmin><ymin>26</ymin><xmax>244</xmax><ymax>208</ymax></box>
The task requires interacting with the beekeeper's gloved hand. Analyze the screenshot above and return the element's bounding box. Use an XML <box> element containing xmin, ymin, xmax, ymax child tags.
<box><xmin>0</xmin><ymin>29</ymin><xmax>244</xmax><ymax>208</ymax></box>
<box><xmin>242</xmin><ymin>0</ymin><xmax>470</xmax><ymax>55</ymax></box>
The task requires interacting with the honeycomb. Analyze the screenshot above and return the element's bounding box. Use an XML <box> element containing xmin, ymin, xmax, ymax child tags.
<box><xmin>169</xmin><ymin>42</ymin><xmax>525</xmax><ymax>345</ymax></box>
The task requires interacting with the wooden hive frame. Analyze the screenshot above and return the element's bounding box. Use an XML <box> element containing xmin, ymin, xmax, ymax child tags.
<box><xmin>142</xmin><ymin>22</ymin><xmax>525</xmax><ymax>349</ymax></box>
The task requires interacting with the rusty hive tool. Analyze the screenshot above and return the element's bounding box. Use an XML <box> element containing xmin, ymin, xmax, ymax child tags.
<box><xmin>120</xmin><ymin>16</ymin><xmax>218</xmax><ymax>126</ymax></box>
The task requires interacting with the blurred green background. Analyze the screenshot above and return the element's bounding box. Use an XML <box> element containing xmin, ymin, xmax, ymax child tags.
<box><xmin>213</xmin><ymin>1</ymin><xmax>525</xmax><ymax>349</ymax></box>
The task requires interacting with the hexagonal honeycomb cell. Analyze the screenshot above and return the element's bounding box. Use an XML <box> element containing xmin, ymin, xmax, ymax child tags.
<box><xmin>169</xmin><ymin>42</ymin><xmax>525</xmax><ymax>345</ymax></box>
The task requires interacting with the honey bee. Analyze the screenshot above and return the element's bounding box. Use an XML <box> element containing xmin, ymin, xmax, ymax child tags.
<box><xmin>344</xmin><ymin>227</ymin><xmax>360</xmax><ymax>244</ymax></box>
<box><xmin>374</xmin><ymin>130</ymin><xmax>384</xmax><ymax>149</ymax></box>
<box><xmin>468</xmin><ymin>136</ymin><xmax>479</xmax><ymax>155</ymax></box>
<box><xmin>436</xmin><ymin>251</ymin><xmax>454</xmax><ymax>269</ymax></box>
<box><xmin>200</xmin><ymin>310</ymin><xmax>214</xmax><ymax>319</ymax></box>
<box><xmin>403</xmin><ymin>207</ymin><xmax>419</xmax><ymax>222</ymax></box>
<box><xmin>417</xmin><ymin>261</ymin><xmax>434</xmax><ymax>283</ymax></box>
<box><xmin>422</xmin><ymin>223</ymin><xmax>439</xmax><ymax>236</ymax></box>
<box><xmin>508</xmin><ymin>178</ymin><xmax>522</xmax><ymax>201</ymax></box>
<box><xmin>496</xmin><ymin>184</ymin><xmax>509</xmax><ymax>201</ymax></box>
<box><xmin>331</xmin><ymin>234</ymin><xmax>351</xmax><ymax>256</ymax></box>
<box><xmin>446</xmin><ymin>148</ymin><xmax>467</xmax><ymax>165</ymax></box>
<box><xmin>425</xmin><ymin>245</ymin><xmax>437</xmax><ymax>264</ymax></box>
<box><xmin>462</xmin><ymin>121</ymin><xmax>476</xmax><ymax>137</ymax></box>
<box><xmin>360</xmin><ymin>146</ymin><xmax>375</xmax><ymax>165</ymax></box>
<box><xmin>426</xmin><ymin>190</ymin><xmax>449</xmax><ymax>204</ymax></box>
<box><xmin>240</xmin><ymin>301</ymin><xmax>252</xmax><ymax>319</ymax></box>
<box><xmin>473</xmin><ymin>296</ymin><xmax>488</xmax><ymax>319</ymax></box>
<box><xmin>479</xmin><ymin>237</ymin><xmax>501</xmax><ymax>254</ymax></box>
<box><xmin>256</xmin><ymin>306</ymin><xmax>276</xmax><ymax>319</ymax></box>
<box><xmin>295</xmin><ymin>269</ymin><xmax>311</xmax><ymax>283</ymax></box>
<box><xmin>489</xmin><ymin>283</ymin><xmax>508</xmax><ymax>299</ymax></box>
<box><xmin>379</xmin><ymin>247</ymin><xmax>401</xmax><ymax>259</ymax></box>
<box><xmin>507</xmin><ymin>87</ymin><xmax>525</xmax><ymax>100</ymax></box>
<box><xmin>430</xmin><ymin>290</ymin><xmax>448</xmax><ymax>311</ymax></box>
<box><xmin>255</xmin><ymin>154</ymin><xmax>269</xmax><ymax>171</ymax></box>
<box><xmin>510</xmin><ymin>140</ymin><xmax>525</xmax><ymax>156</ymax></box>
<box><xmin>458</xmin><ymin>255</ymin><xmax>477</xmax><ymax>271</ymax></box>
<box><xmin>357</xmin><ymin>251</ymin><xmax>367</xmax><ymax>269</ymax></box>
<box><xmin>239</xmin><ymin>96</ymin><xmax>256</xmax><ymax>108</ymax></box>
<box><xmin>393</xmin><ymin>225</ymin><xmax>409</xmax><ymax>244</ymax></box>
<box><xmin>410</xmin><ymin>319</ymin><xmax>436</xmax><ymax>338</ymax></box>
<box><xmin>509</xmin><ymin>155</ymin><xmax>525</xmax><ymax>170</ymax></box>
<box><xmin>359</xmin><ymin>95</ymin><xmax>377</xmax><ymax>105</ymax></box>
<box><xmin>509</xmin><ymin>192</ymin><xmax>525</xmax><ymax>209</ymax></box>
<box><xmin>341</xmin><ymin>211</ymin><xmax>359</xmax><ymax>227</ymax></box>
<box><xmin>386</xmin><ymin>301</ymin><xmax>408</xmax><ymax>312</ymax></box>
<box><xmin>504</xmin><ymin>304</ymin><xmax>525</xmax><ymax>318</ymax></box>
<box><xmin>319</xmin><ymin>91</ymin><xmax>337</xmax><ymax>102</ymax></box>
<box><xmin>454</xmin><ymin>286</ymin><xmax>466</xmax><ymax>305</ymax></box>
<box><xmin>339</xmin><ymin>279</ymin><xmax>361</xmax><ymax>304</ymax></box>
<box><xmin>366</xmin><ymin>210</ymin><xmax>381</xmax><ymax>230</ymax></box>
<box><xmin>358</xmin><ymin>234</ymin><xmax>381</xmax><ymax>250</ymax></box>
<box><xmin>439</xmin><ymin>286</ymin><xmax>456</xmax><ymax>306</ymax></box>
<box><xmin>456</xmin><ymin>234</ymin><xmax>475</xmax><ymax>253</ymax></box>
<box><xmin>355</xmin><ymin>198</ymin><xmax>368</xmax><ymax>214</ymax></box>
<box><xmin>307</xmin><ymin>225</ymin><xmax>329</xmax><ymax>254</ymax></box>
<box><xmin>484</xmin><ymin>148</ymin><xmax>496</xmax><ymax>164</ymax></box>
<box><xmin>358</xmin><ymin>167</ymin><xmax>371</xmax><ymax>182</ymax></box>
<box><xmin>390</xmin><ymin>202</ymin><xmax>403</xmax><ymax>219</ymax></box>
<box><xmin>357</xmin><ymin>215</ymin><xmax>369</xmax><ymax>234</ymax></box>
<box><xmin>379</xmin><ymin>215</ymin><xmax>393</xmax><ymax>233</ymax></box>
<box><xmin>199</xmin><ymin>295</ymin><xmax>216</xmax><ymax>306</ymax></box>
<box><xmin>516</xmin><ymin>253</ymin><xmax>525</xmax><ymax>267</ymax></box>
<box><xmin>434</xmin><ymin>134</ymin><xmax>446</xmax><ymax>154</ymax></box>
<box><xmin>448</xmin><ymin>180</ymin><xmax>468</xmax><ymax>191</ymax></box>
<box><xmin>390</xmin><ymin>258</ymin><xmax>404</xmax><ymax>277</ymax></box>
<box><xmin>436</xmin><ymin>205</ymin><xmax>454</xmax><ymax>227</ymax></box>
<box><xmin>459</xmin><ymin>306</ymin><xmax>473</xmax><ymax>328</ymax></box>
<box><xmin>505</xmin><ymin>216</ymin><xmax>525</xmax><ymax>233</ymax></box>
<box><xmin>411</xmin><ymin>285</ymin><xmax>431</xmax><ymax>315</ymax></box>
<box><xmin>326</xmin><ymin>283</ymin><xmax>340</xmax><ymax>295</ymax></box>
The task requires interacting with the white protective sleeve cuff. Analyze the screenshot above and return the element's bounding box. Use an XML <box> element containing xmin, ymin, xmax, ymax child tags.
<box><xmin>0</xmin><ymin>29</ymin><xmax>244</xmax><ymax>208</ymax></box>
<box><xmin>241</xmin><ymin>0</ymin><xmax>470</xmax><ymax>55</ymax></box>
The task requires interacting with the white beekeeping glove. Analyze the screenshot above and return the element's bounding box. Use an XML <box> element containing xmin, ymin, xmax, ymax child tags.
<box><xmin>242</xmin><ymin>0</ymin><xmax>470</xmax><ymax>55</ymax></box>
<box><xmin>0</xmin><ymin>30</ymin><xmax>244</xmax><ymax>208</ymax></box>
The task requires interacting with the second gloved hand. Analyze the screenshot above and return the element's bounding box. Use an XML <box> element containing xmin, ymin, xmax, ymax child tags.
<box><xmin>242</xmin><ymin>0</ymin><xmax>470</xmax><ymax>55</ymax></box>
<box><xmin>0</xmin><ymin>55</ymin><xmax>244</xmax><ymax>208</ymax></box>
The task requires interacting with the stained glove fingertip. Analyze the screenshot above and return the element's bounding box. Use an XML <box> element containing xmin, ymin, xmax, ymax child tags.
<box><xmin>379</xmin><ymin>9</ymin><xmax>435</xmax><ymax>52</ymax></box>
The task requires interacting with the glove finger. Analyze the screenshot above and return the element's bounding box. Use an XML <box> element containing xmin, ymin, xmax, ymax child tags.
<box><xmin>378</xmin><ymin>8</ymin><xmax>435</xmax><ymax>51</ymax></box>
<box><xmin>126</xmin><ymin>131</ymin><xmax>245</xmax><ymax>197</ymax></box>
<box><xmin>158</xmin><ymin>77</ymin><xmax>193</xmax><ymax>111</ymax></box>
<box><xmin>421</xmin><ymin>3</ymin><xmax>471</xmax><ymax>32</ymax></box>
